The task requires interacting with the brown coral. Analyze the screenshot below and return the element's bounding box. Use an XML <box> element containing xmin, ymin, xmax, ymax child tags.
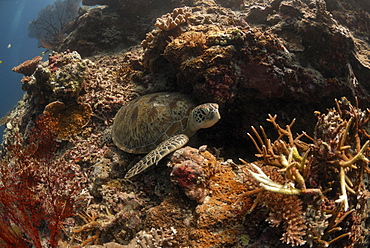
<box><xmin>12</xmin><ymin>56</ymin><xmax>43</xmax><ymax>76</ymax></box>
<box><xmin>146</xmin><ymin>147</ymin><xmax>253</xmax><ymax>247</ymax></box>
<box><xmin>43</xmin><ymin>101</ymin><xmax>92</xmax><ymax>140</ymax></box>
<box><xmin>155</xmin><ymin>7</ymin><xmax>192</xmax><ymax>31</ymax></box>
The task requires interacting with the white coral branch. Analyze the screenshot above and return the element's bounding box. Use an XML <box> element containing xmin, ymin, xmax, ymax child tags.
<box><xmin>247</xmin><ymin>163</ymin><xmax>302</xmax><ymax>195</ymax></box>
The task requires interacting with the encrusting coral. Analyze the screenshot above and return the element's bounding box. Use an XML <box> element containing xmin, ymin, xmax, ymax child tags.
<box><xmin>169</xmin><ymin>146</ymin><xmax>210</xmax><ymax>203</ymax></box>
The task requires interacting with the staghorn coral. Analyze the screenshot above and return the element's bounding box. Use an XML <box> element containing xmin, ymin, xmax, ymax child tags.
<box><xmin>155</xmin><ymin>7</ymin><xmax>192</xmax><ymax>31</ymax></box>
<box><xmin>43</xmin><ymin>101</ymin><xmax>92</xmax><ymax>140</ymax></box>
<box><xmin>244</xmin><ymin>163</ymin><xmax>307</xmax><ymax>246</ymax></box>
<box><xmin>12</xmin><ymin>56</ymin><xmax>43</xmax><ymax>76</ymax></box>
<box><xmin>246</xmin><ymin>98</ymin><xmax>370</xmax><ymax>247</ymax></box>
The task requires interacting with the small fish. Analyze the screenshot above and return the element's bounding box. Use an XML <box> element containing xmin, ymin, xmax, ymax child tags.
<box><xmin>0</xmin><ymin>61</ymin><xmax>2</xmax><ymax>64</ymax></box>
<box><xmin>7</xmin><ymin>44</ymin><xmax>12</xmax><ymax>48</ymax></box>
<box><xmin>41</xmin><ymin>51</ymin><xmax>46</xmax><ymax>56</ymax></box>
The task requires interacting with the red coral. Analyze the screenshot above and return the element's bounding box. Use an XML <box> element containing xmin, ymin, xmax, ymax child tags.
<box><xmin>48</xmin><ymin>53</ymin><xmax>61</xmax><ymax>71</ymax></box>
<box><xmin>0</xmin><ymin>113</ymin><xmax>84</xmax><ymax>247</ymax></box>
<box><xmin>12</xmin><ymin>56</ymin><xmax>42</xmax><ymax>76</ymax></box>
<box><xmin>169</xmin><ymin>147</ymin><xmax>210</xmax><ymax>203</ymax></box>
<box><xmin>171</xmin><ymin>161</ymin><xmax>200</xmax><ymax>188</ymax></box>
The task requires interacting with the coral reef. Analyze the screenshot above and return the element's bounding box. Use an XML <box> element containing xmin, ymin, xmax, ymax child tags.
<box><xmin>146</xmin><ymin>148</ymin><xmax>252</xmax><ymax>247</ymax></box>
<box><xmin>21</xmin><ymin>50</ymin><xmax>88</xmax><ymax>104</ymax></box>
<box><xmin>2</xmin><ymin>0</ymin><xmax>370</xmax><ymax>247</ymax></box>
<box><xmin>57</xmin><ymin>0</ymin><xmax>183</xmax><ymax>57</ymax></box>
<box><xmin>137</xmin><ymin>0</ymin><xmax>370</xmax><ymax>158</ymax></box>
<box><xmin>12</xmin><ymin>56</ymin><xmax>43</xmax><ymax>76</ymax></box>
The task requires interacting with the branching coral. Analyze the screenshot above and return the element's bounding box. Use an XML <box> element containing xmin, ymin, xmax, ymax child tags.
<box><xmin>135</xmin><ymin>227</ymin><xmax>177</xmax><ymax>248</ymax></box>
<box><xmin>243</xmin><ymin>162</ymin><xmax>308</xmax><ymax>246</ymax></box>
<box><xmin>245</xmin><ymin>97</ymin><xmax>370</xmax><ymax>247</ymax></box>
<box><xmin>0</xmin><ymin>113</ymin><xmax>86</xmax><ymax>247</ymax></box>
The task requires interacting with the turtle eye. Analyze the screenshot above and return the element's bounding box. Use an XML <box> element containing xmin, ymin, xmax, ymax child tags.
<box><xmin>199</xmin><ymin>108</ymin><xmax>209</xmax><ymax>117</ymax></box>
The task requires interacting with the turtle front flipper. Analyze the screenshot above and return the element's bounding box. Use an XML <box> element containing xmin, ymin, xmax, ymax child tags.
<box><xmin>124</xmin><ymin>134</ymin><xmax>189</xmax><ymax>179</ymax></box>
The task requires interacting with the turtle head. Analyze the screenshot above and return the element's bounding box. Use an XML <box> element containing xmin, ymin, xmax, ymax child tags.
<box><xmin>188</xmin><ymin>103</ymin><xmax>220</xmax><ymax>133</ymax></box>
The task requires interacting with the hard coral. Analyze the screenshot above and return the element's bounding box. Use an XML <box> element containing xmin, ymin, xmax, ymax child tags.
<box><xmin>44</xmin><ymin>101</ymin><xmax>92</xmax><ymax>140</ymax></box>
<box><xmin>12</xmin><ymin>56</ymin><xmax>43</xmax><ymax>76</ymax></box>
<box><xmin>155</xmin><ymin>7</ymin><xmax>192</xmax><ymax>31</ymax></box>
<box><xmin>246</xmin><ymin>98</ymin><xmax>370</xmax><ymax>247</ymax></box>
<box><xmin>135</xmin><ymin>227</ymin><xmax>177</xmax><ymax>247</ymax></box>
<box><xmin>169</xmin><ymin>146</ymin><xmax>209</xmax><ymax>203</ymax></box>
<box><xmin>245</xmin><ymin>164</ymin><xmax>307</xmax><ymax>246</ymax></box>
<box><xmin>22</xmin><ymin>51</ymin><xmax>87</xmax><ymax>104</ymax></box>
<box><xmin>145</xmin><ymin>146</ymin><xmax>253</xmax><ymax>247</ymax></box>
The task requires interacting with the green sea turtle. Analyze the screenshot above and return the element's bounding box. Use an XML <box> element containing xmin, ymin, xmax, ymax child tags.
<box><xmin>112</xmin><ymin>92</ymin><xmax>220</xmax><ymax>179</ymax></box>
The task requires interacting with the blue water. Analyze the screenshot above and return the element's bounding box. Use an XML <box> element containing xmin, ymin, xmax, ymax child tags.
<box><xmin>0</xmin><ymin>0</ymin><xmax>55</xmax><ymax>142</ymax></box>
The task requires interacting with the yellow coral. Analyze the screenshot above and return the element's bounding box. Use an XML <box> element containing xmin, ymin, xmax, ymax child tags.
<box><xmin>44</xmin><ymin>101</ymin><xmax>92</xmax><ymax>140</ymax></box>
